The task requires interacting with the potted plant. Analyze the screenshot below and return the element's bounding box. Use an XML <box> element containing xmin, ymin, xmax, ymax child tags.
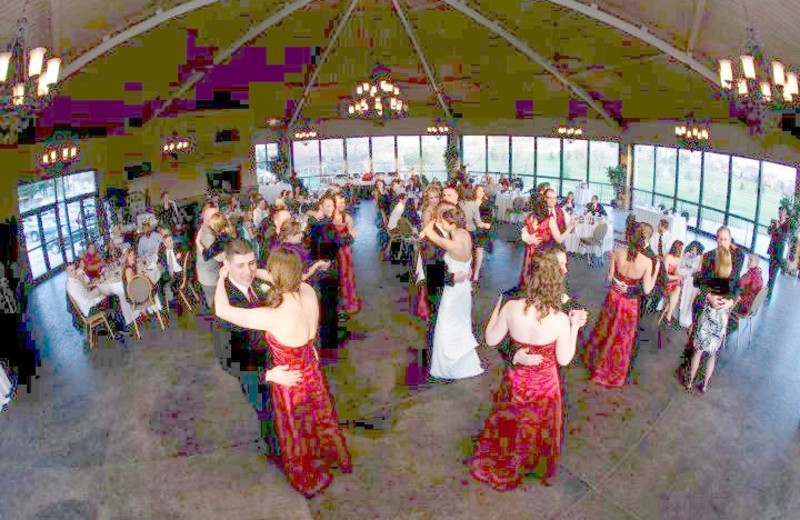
<box><xmin>267</xmin><ymin>149</ymin><xmax>289</xmax><ymax>183</ymax></box>
<box><xmin>444</xmin><ymin>140</ymin><xmax>460</xmax><ymax>181</ymax></box>
<box><xmin>779</xmin><ymin>196</ymin><xmax>800</xmax><ymax>270</ymax></box>
<box><xmin>606</xmin><ymin>165</ymin><xmax>628</xmax><ymax>209</ymax></box>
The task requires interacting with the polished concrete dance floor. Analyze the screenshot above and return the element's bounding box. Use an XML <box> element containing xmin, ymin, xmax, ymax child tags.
<box><xmin>2</xmin><ymin>200</ymin><xmax>799</xmax><ymax>520</ymax></box>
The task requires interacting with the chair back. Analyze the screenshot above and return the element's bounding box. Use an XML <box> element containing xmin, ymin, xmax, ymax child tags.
<box><xmin>66</xmin><ymin>291</ymin><xmax>88</xmax><ymax>324</ymax></box>
<box><xmin>746</xmin><ymin>285</ymin><xmax>769</xmax><ymax>318</ymax></box>
<box><xmin>396</xmin><ymin>217</ymin><xmax>413</xmax><ymax>237</ymax></box>
<box><xmin>592</xmin><ymin>221</ymin><xmax>609</xmax><ymax>242</ymax></box>
<box><xmin>180</xmin><ymin>249</ymin><xmax>193</xmax><ymax>290</ymax></box>
<box><xmin>127</xmin><ymin>275</ymin><xmax>153</xmax><ymax>305</ymax></box>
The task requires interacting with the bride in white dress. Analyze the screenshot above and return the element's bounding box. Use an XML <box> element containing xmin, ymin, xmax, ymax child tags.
<box><xmin>421</xmin><ymin>205</ymin><xmax>485</xmax><ymax>380</ymax></box>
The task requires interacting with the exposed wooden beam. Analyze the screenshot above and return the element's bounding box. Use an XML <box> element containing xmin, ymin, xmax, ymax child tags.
<box><xmin>440</xmin><ymin>0</ymin><xmax>620</xmax><ymax>129</ymax></box>
<box><xmin>61</xmin><ymin>0</ymin><xmax>224</xmax><ymax>81</ymax></box>
<box><xmin>152</xmin><ymin>0</ymin><xmax>318</xmax><ymax>121</ymax></box>
<box><xmin>287</xmin><ymin>0</ymin><xmax>360</xmax><ymax>130</ymax></box>
<box><xmin>542</xmin><ymin>0</ymin><xmax>718</xmax><ymax>84</ymax></box>
<box><xmin>687</xmin><ymin>0</ymin><xmax>708</xmax><ymax>54</ymax></box>
<box><xmin>391</xmin><ymin>0</ymin><xmax>452</xmax><ymax>120</ymax></box>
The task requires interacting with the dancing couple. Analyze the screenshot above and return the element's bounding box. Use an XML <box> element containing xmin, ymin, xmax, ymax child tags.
<box><xmin>214</xmin><ymin>240</ymin><xmax>351</xmax><ymax>498</ymax></box>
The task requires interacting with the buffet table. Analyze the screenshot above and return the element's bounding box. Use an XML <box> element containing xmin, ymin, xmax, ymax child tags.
<box><xmin>633</xmin><ymin>206</ymin><xmax>688</xmax><ymax>243</ymax></box>
<box><xmin>564</xmin><ymin>216</ymin><xmax>614</xmax><ymax>255</ymax></box>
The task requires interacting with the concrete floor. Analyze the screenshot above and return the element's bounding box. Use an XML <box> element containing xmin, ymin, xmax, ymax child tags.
<box><xmin>2</xmin><ymin>199</ymin><xmax>800</xmax><ymax>520</ymax></box>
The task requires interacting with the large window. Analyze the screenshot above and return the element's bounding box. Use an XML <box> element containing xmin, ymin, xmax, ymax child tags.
<box><xmin>756</xmin><ymin>161</ymin><xmax>798</xmax><ymax>255</ymax></box>
<box><xmin>397</xmin><ymin>136</ymin><xmax>420</xmax><ymax>174</ymax></box>
<box><xmin>254</xmin><ymin>142</ymin><xmax>279</xmax><ymax>184</ymax></box>
<box><xmin>19</xmin><ymin>171</ymin><xmax>99</xmax><ymax>281</ymax></box>
<box><xmin>421</xmin><ymin>136</ymin><xmax>447</xmax><ymax>181</ymax></box>
<box><xmin>345</xmin><ymin>137</ymin><xmax>370</xmax><ymax>175</ymax></box>
<box><xmin>463</xmin><ymin>135</ymin><xmax>486</xmax><ymax>174</ymax></box>
<box><xmin>512</xmin><ymin>136</ymin><xmax>535</xmax><ymax>191</ymax></box>
<box><xmin>562</xmin><ymin>139</ymin><xmax>588</xmax><ymax>185</ymax></box>
<box><xmin>729</xmin><ymin>157</ymin><xmax>759</xmax><ymax>221</ymax></box>
<box><xmin>320</xmin><ymin>139</ymin><xmax>344</xmax><ymax>177</ymax></box>
<box><xmin>702</xmin><ymin>152</ymin><xmax>730</xmax><ymax>212</ymax></box>
<box><xmin>654</xmin><ymin>147</ymin><xmax>678</xmax><ymax>202</ymax></box>
<box><xmin>676</xmin><ymin>149</ymin><xmax>702</xmax><ymax>227</ymax></box>
<box><xmin>292</xmin><ymin>140</ymin><xmax>320</xmax><ymax>178</ymax></box>
<box><xmin>536</xmin><ymin>137</ymin><xmax>561</xmax><ymax>181</ymax></box>
<box><xmin>487</xmin><ymin>136</ymin><xmax>509</xmax><ymax>174</ymax></box>
<box><xmin>588</xmin><ymin>141</ymin><xmax>619</xmax><ymax>182</ymax></box>
<box><xmin>371</xmin><ymin>137</ymin><xmax>395</xmax><ymax>173</ymax></box>
<box><xmin>633</xmin><ymin>145</ymin><xmax>655</xmax><ymax>205</ymax></box>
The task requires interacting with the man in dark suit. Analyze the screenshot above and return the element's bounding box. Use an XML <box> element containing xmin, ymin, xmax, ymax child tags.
<box><xmin>585</xmin><ymin>195</ymin><xmax>607</xmax><ymax>217</ymax></box>
<box><xmin>217</xmin><ymin>239</ymin><xmax>301</xmax><ymax>457</ymax></box>
<box><xmin>308</xmin><ymin>194</ymin><xmax>343</xmax><ymax>348</ymax></box>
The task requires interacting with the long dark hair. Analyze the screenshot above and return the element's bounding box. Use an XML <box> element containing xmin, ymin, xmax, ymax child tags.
<box><xmin>262</xmin><ymin>247</ymin><xmax>303</xmax><ymax>308</ymax></box>
<box><xmin>524</xmin><ymin>253</ymin><xmax>565</xmax><ymax>317</ymax></box>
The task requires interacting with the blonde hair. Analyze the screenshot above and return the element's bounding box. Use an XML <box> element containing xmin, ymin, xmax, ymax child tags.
<box><xmin>207</xmin><ymin>212</ymin><xmax>235</xmax><ymax>237</ymax></box>
<box><xmin>524</xmin><ymin>253</ymin><xmax>565</xmax><ymax>316</ymax></box>
<box><xmin>263</xmin><ymin>247</ymin><xmax>303</xmax><ymax>308</ymax></box>
<box><xmin>715</xmin><ymin>247</ymin><xmax>732</xmax><ymax>279</ymax></box>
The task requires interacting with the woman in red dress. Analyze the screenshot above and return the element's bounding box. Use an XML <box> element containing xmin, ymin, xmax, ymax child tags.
<box><xmin>658</xmin><ymin>240</ymin><xmax>684</xmax><ymax>328</ymax></box>
<box><xmin>470</xmin><ymin>253</ymin><xmax>588</xmax><ymax>490</ymax></box>
<box><xmin>82</xmin><ymin>242</ymin><xmax>103</xmax><ymax>279</ymax></box>
<box><xmin>519</xmin><ymin>197</ymin><xmax>574</xmax><ymax>287</ymax></box>
<box><xmin>214</xmin><ymin>247</ymin><xmax>351</xmax><ymax>497</ymax></box>
<box><xmin>584</xmin><ymin>225</ymin><xmax>661</xmax><ymax>388</ymax></box>
<box><xmin>333</xmin><ymin>194</ymin><xmax>362</xmax><ymax>314</ymax></box>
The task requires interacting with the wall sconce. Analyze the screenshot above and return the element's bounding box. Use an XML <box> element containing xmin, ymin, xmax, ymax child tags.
<box><xmin>40</xmin><ymin>141</ymin><xmax>79</xmax><ymax>167</ymax></box>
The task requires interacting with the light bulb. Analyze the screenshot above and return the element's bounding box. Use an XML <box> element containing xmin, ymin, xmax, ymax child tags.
<box><xmin>701</xmin><ymin>130</ymin><xmax>709</xmax><ymax>139</ymax></box>
<box><xmin>0</xmin><ymin>52</ymin><xmax>10</xmax><ymax>82</ymax></box>
<box><xmin>70</xmin><ymin>147</ymin><xmax>77</xmax><ymax>157</ymax></box>
<box><xmin>394</xmin><ymin>87</ymin><xmax>399</xmax><ymax>95</ymax></box>
<box><xmin>50</xmin><ymin>150</ymin><xmax>56</xmax><ymax>161</ymax></box>
<box><xmin>28</xmin><ymin>48</ymin><xmax>46</xmax><ymax>77</ymax></box>
<box><xmin>62</xmin><ymin>148</ymin><xmax>69</xmax><ymax>160</ymax></box>
<box><xmin>772</xmin><ymin>61</ymin><xmax>786</xmax><ymax>86</ymax></box>
<box><xmin>44</xmin><ymin>58</ymin><xmax>60</xmax><ymax>85</ymax></box>
<box><xmin>42</xmin><ymin>155</ymin><xmax>49</xmax><ymax>164</ymax></box>
<box><xmin>760</xmin><ymin>81</ymin><xmax>772</xmax><ymax>100</ymax></box>
<box><xmin>348</xmin><ymin>105</ymin><xmax>354</xmax><ymax>114</ymax></box>
<box><xmin>740</xmin><ymin>55</ymin><xmax>756</xmax><ymax>79</ymax></box>
<box><xmin>718</xmin><ymin>59</ymin><xmax>733</xmax><ymax>89</ymax></box>
<box><xmin>786</xmin><ymin>72</ymin><xmax>799</xmax><ymax>95</ymax></box>
<box><xmin>737</xmin><ymin>78</ymin><xmax>748</xmax><ymax>95</ymax></box>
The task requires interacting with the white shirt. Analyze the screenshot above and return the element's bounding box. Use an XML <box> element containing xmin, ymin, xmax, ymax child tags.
<box><xmin>387</xmin><ymin>201</ymin><xmax>406</xmax><ymax>231</ymax></box>
<box><xmin>253</xmin><ymin>207</ymin><xmax>267</xmax><ymax>228</ymax></box>
<box><xmin>138</xmin><ymin>232</ymin><xmax>162</xmax><ymax>259</ymax></box>
<box><xmin>166</xmin><ymin>249</ymin><xmax>183</xmax><ymax>275</ymax></box>
<box><xmin>650</xmin><ymin>230</ymin><xmax>674</xmax><ymax>257</ymax></box>
<box><xmin>67</xmin><ymin>277</ymin><xmax>105</xmax><ymax>317</ymax></box>
<box><xmin>229</xmin><ymin>278</ymin><xmax>254</xmax><ymax>301</ymax></box>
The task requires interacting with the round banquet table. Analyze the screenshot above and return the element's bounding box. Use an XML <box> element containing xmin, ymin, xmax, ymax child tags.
<box><xmin>96</xmin><ymin>258</ymin><xmax>163</xmax><ymax>325</ymax></box>
<box><xmin>564</xmin><ymin>216</ymin><xmax>614</xmax><ymax>255</ymax></box>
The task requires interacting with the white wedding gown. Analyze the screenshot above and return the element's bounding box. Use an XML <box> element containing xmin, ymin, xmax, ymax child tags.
<box><xmin>430</xmin><ymin>254</ymin><xmax>484</xmax><ymax>380</ymax></box>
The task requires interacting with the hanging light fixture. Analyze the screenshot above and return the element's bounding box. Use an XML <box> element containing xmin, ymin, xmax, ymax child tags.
<box><xmin>346</xmin><ymin>64</ymin><xmax>408</xmax><ymax>119</ymax></box>
<box><xmin>556</xmin><ymin>125</ymin><xmax>584</xmax><ymax>137</ymax></box>
<box><xmin>1</xmin><ymin>16</ymin><xmax>62</xmax><ymax>115</ymax></box>
<box><xmin>293</xmin><ymin>129</ymin><xmax>318</xmax><ymax>140</ymax></box>
<box><xmin>675</xmin><ymin>119</ymin><xmax>710</xmax><ymax>148</ymax></box>
<box><xmin>39</xmin><ymin>136</ymin><xmax>79</xmax><ymax>167</ymax></box>
<box><xmin>427</xmin><ymin>120</ymin><xmax>450</xmax><ymax>137</ymax></box>
<box><xmin>717</xmin><ymin>19</ymin><xmax>798</xmax><ymax>111</ymax></box>
<box><xmin>161</xmin><ymin>136</ymin><xmax>195</xmax><ymax>155</ymax></box>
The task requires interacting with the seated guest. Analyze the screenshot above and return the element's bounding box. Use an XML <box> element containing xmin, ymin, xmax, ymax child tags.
<box><xmin>734</xmin><ymin>254</ymin><xmax>763</xmax><ymax>315</ymax></box>
<box><xmin>122</xmin><ymin>249</ymin><xmax>140</xmax><ymax>285</ymax></box>
<box><xmin>157</xmin><ymin>231</ymin><xmax>184</xmax><ymax>309</ymax></box>
<box><xmin>66</xmin><ymin>262</ymin><xmax>106</xmax><ymax>317</ymax></box>
<box><xmin>560</xmin><ymin>191</ymin><xmax>576</xmax><ymax>212</ymax></box>
<box><xmin>649</xmin><ymin>219</ymin><xmax>674</xmax><ymax>258</ymax></box>
<box><xmin>82</xmin><ymin>242</ymin><xmax>103</xmax><ymax>279</ymax></box>
<box><xmin>585</xmin><ymin>195</ymin><xmax>607</xmax><ymax>217</ymax></box>
<box><xmin>137</xmin><ymin>221</ymin><xmax>162</xmax><ymax>259</ymax></box>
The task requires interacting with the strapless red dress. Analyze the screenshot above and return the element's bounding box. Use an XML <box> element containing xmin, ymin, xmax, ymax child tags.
<box><xmin>665</xmin><ymin>263</ymin><xmax>682</xmax><ymax>294</ymax></box>
<box><xmin>520</xmin><ymin>215</ymin><xmax>552</xmax><ymax>287</ymax></box>
<box><xmin>265</xmin><ymin>332</ymin><xmax>352</xmax><ymax>497</ymax></box>
<box><xmin>333</xmin><ymin>219</ymin><xmax>361</xmax><ymax>313</ymax></box>
<box><xmin>470</xmin><ymin>340</ymin><xmax>562</xmax><ymax>490</ymax></box>
<box><xmin>584</xmin><ymin>270</ymin><xmax>641</xmax><ymax>388</ymax></box>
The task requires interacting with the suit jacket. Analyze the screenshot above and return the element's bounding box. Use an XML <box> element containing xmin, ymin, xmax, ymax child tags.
<box><xmin>223</xmin><ymin>278</ymin><xmax>273</xmax><ymax>375</ymax></box>
<box><xmin>691</xmin><ymin>247</ymin><xmax>746</xmax><ymax>324</ymax></box>
<box><xmin>585</xmin><ymin>202</ymin><xmax>607</xmax><ymax>217</ymax></box>
<box><xmin>309</xmin><ymin>217</ymin><xmax>342</xmax><ymax>262</ymax></box>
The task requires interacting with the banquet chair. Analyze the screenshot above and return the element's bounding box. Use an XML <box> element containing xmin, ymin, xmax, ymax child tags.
<box><xmin>177</xmin><ymin>249</ymin><xmax>200</xmax><ymax>313</ymax></box>
<box><xmin>579</xmin><ymin>221</ymin><xmax>609</xmax><ymax>268</ymax></box>
<box><xmin>126</xmin><ymin>274</ymin><xmax>167</xmax><ymax>340</ymax></box>
<box><xmin>507</xmin><ymin>197</ymin><xmax>527</xmax><ymax>225</ymax></box>
<box><xmin>732</xmin><ymin>285</ymin><xmax>769</xmax><ymax>350</ymax></box>
<box><xmin>66</xmin><ymin>292</ymin><xmax>116</xmax><ymax>349</ymax></box>
<box><xmin>388</xmin><ymin>217</ymin><xmax>414</xmax><ymax>264</ymax></box>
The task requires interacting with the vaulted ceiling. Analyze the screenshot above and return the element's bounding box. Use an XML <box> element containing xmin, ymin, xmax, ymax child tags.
<box><xmin>2</xmin><ymin>0</ymin><xmax>797</xmax><ymax>131</ymax></box>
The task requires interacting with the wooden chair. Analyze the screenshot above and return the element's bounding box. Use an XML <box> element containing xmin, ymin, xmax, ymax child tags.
<box><xmin>66</xmin><ymin>292</ymin><xmax>116</xmax><ymax>349</ymax></box>
<box><xmin>732</xmin><ymin>285</ymin><xmax>769</xmax><ymax>349</ymax></box>
<box><xmin>126</xmin><ymin>274</ymin><xmax>167</xmax><ymax>340</ymax></box>
<box><xmin>177</xmin><ymin>249</ymin><xmax>200</xmax><ymax>313</ymax></box>
<box><xmin>387</xmin><ymin>217</ymin><xmax>414</xmax><ymax>264</ymax></box>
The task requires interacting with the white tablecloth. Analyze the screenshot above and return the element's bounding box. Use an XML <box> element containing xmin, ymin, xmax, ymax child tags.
<box><xmin>564</xmin><ymin>217</ymin><xmax>614</xmax><ymax>254</ymax></box>
<box><xmin>259</xmin><ymin>182</ymin><xmax>292</xmax><ymax>204</ymax></box>
<box><xmin>574</xmin><ymin>186</ymin><xmax>591</xmax><ymax>207</ymax></box>
<box><xmin>495</xmin><ymin>191</ymin><xmax>526</xmax><ymax>222</ymax></box>
<box><xmin>633</xmin><ymin>206</ymin><xmax>688</xmax><ymax>243</ymax></box>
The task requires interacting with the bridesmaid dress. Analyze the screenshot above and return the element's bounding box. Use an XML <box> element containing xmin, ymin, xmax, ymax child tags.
<box><xmin>265</xmin><ymin>332</ymin><xmax>352</xmax><ymax>497</ymax></box>
<box><xmin>520</xmin><ymin>215</ymin><xmax>552</xmax><ymax>287</ymax></box>
<box><xmin>333</xmin><ymin>217</ymin><xmax>361</xmax><ymax>313</ymax></box>
<box><xmin>470</xmin><ymin>339</ymin><xmax>562</xmax><ymax>490</ymax></box>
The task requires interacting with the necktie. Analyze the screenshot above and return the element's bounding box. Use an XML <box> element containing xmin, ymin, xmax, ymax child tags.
<box><xmin>247</xmin><ymin>287</ymin><xmax>257</xmax><ymax>303</ymax></box>
<box><xmin>658</xmin><ymin>234</ymin><xmax>663</xmax><ymax>256</ymax></box>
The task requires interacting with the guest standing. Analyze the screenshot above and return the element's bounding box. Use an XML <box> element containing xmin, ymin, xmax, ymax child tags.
<box><xmin>767</xmin><ymin>206</ymin><xmax>790</xmax><ymax>298</ymax></box>
<box><xmin>658</xmin><ymin>241</ymin><xmax>684</xmax><ymax>328</ymax></box>
<box><xmin>333</xmin><ymin>194</ymin><xmax>361</xmax><ymax>315</ymax></box>
<box><xmin>462</xmin><ymin>185</ymin><xmax>492</xmax><ymax>282</ymax></box>
<box><xmin>584</xmin><ymin>225</ymin><xmax>661</xmax><ymax>387</ymax></box>
<box><xmin>470</xmin><ymin>253</ymin><xmax>587</xmax><ymax>490</ymax></box>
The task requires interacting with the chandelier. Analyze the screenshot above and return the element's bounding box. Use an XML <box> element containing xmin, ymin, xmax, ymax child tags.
<box><xmin>39</xmin><ymin>139</ymin><xmax>79</xmax><ymax>167</ymax></box>
<box><xmin>556</xmin><ymin>125</ymin><xmax>584</xmax><ymax>137</ymax></box>
<box><xmin>346</xmin><ymin>65</ymin><xmax>408</xmax><ymax>119</ymax></box>
<box><xmin>427</xmin><ymin>121</ymin><xmax>450</xmax><ymax>136</ymax></box>
<box><xmin>161</xmin><ymin>136</ymin><xmax>194</xmax><ymax>155</ymax></box>
<box><xmin>675</xmin><ymin>121</ymin><xmax>709</xmax><ymax>147</ymax></box>
<box><xmin>718</xmin><ymin>27</ymin><xmax>798</xmax><ymax>107</ymax></box>
<box><xmin>0</xmin><ymin>18</ymin><xmax>61</xmax><ymax>114</ymax></box>
<box><xmin>293</xmin><ymin>129</ymin><xmax>317</xmax><ymax>140</ymax></box>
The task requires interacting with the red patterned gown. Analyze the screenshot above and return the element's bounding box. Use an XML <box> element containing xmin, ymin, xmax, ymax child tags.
<box><xmin>333</xmin><ymin>217</ymin><xmax>362</xmax><ymax>313</ymax></box>
<box><xmin>265</xmin><ymin>332</ymin><xmax>352</xmax><ymax>497</ymax></box>
<box><xmin>520</xmin><ymin>215</ymin><xmax>552</xmax><ymax>287</ymax></box>
<box><xmin>665</xmin><ymin>262</ymin><xmax>682</xmax><ymax>294</ymax></box>
<box><xmin>470</xmin><ymin>340</ymin><xmax>562</xmax><ymax>490</ymax></box>
<box><xmin>584</xmin><ymin>270</ymin><xmax>642</xmax><ymax>388</ymax></box>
